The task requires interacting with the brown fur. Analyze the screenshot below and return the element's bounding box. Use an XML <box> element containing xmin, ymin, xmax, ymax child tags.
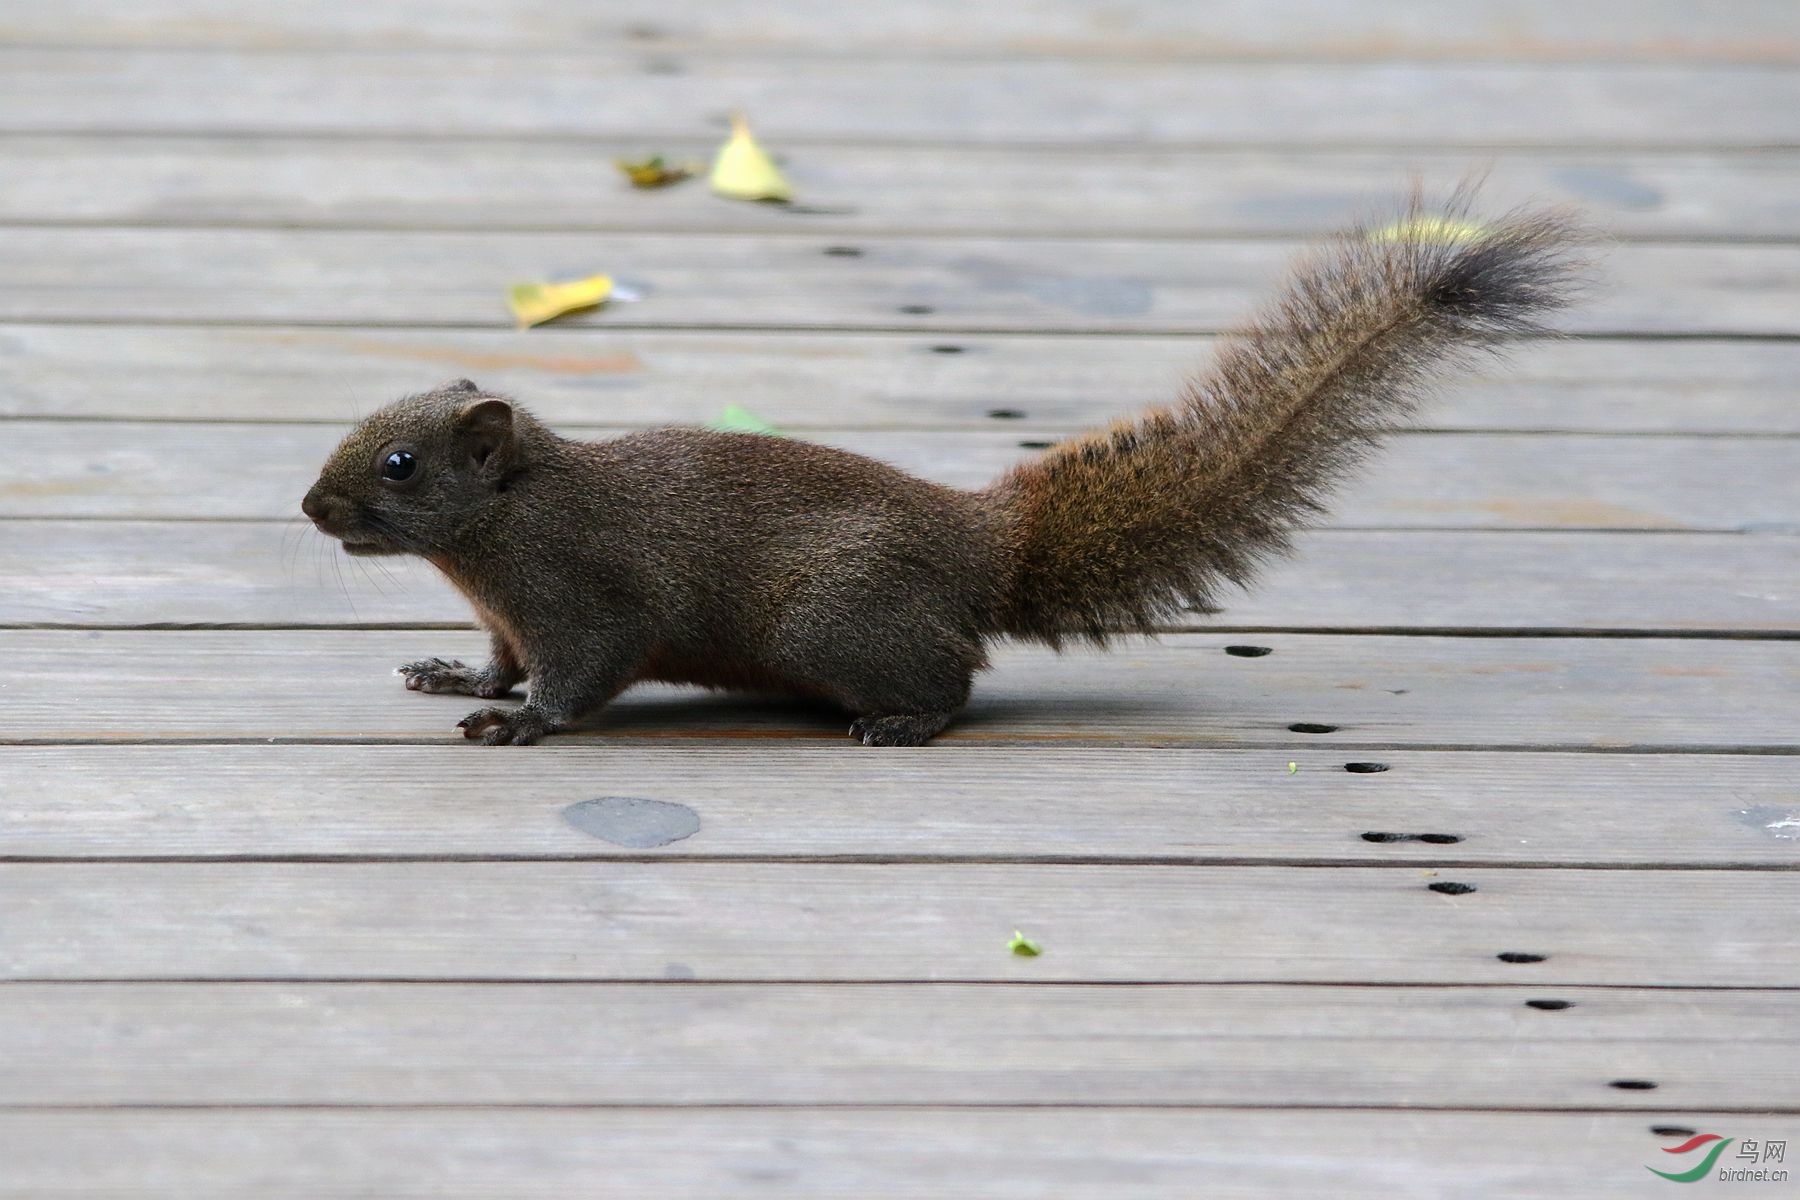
<box><xmin>302</xmin><ymin>192</ymin><xmax>1585</xmax><ymax>745</ymax></box>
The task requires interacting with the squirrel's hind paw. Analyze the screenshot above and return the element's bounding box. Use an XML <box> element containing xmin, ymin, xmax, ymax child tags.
<box><xmin>457</xmin><ymin>706</ymin><xmax>553</xmax><ymax>746</ymax></box>
<box><xmin>849</xmin><ymin>711</ymin><xmax>955</xmax><ymax>747</ymax></box>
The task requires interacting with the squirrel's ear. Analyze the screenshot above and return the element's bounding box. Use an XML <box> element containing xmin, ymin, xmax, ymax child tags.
<box><xmin>456</xmin><ymin>398</ymin><xmax>514</xmax><ymax>471</ymax></box>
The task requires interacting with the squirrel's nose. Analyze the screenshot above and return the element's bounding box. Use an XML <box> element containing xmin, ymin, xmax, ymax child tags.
<box><xmin>301</xmin><ymin>488</ymin><xmax>330</xmax><ymax>523</ymax></box>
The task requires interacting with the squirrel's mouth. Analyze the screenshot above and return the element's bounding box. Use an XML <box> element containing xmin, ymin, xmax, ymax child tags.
<box><xmin>338</xmin><ymin>536</ymin><xmax>402</xmax><ymax>557</ymax></box>
<box><xmin>313</xmin><ymin>523</ymin><xmax>394</xmax><ymax>556</ymax></box>
<box><xmin>309</xmin><ymin>513</ymin><xmax>402</xmax><ymax>557</ymax></box>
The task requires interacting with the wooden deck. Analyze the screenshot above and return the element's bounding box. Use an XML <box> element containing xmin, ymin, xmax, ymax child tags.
<box><xmin>2</xmin><ymin>2</ymin><xmax>1797</xmax><ymax>1195</ymax></box>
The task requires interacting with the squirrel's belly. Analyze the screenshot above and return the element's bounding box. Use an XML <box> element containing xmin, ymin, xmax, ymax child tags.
<box><xmin>633</xmin><ymin>646</ymin><xmax>836</xmax><ymax>701</ymax></box>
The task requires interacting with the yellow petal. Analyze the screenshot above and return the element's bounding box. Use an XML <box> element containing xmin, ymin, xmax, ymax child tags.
<box><xmin>507</xmin><ymin>274</ymin><xmax>613</xmax><ymax>329</ymax></box>
<box><xmin>709</xmin><ymin>113</ymin><xmax>793</xmax><ymax>203</ymax></box>
<box><xmin>1368</xmin><ymin>216</ymin><xmax>1490</xmax><ymax>245</ymax></box>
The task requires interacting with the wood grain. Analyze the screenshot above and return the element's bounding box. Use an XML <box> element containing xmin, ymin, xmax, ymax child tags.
<box><xmin>4</xmin><ymin>744</ymin><xmax>1796</xmax><ymax>865</ymax></box>
<box><xmin>6</xmin><ymin>522</ymin><xmax>1795</xmax><ymax>633</ymax></box>
<box><xmin>2</xmin><ymin>1109</ymin><xmax>1789</xmax><ymax>1200</ymax></box>
<box><xmin>2</xmin><ymin>984</ymin><xmax>1795</xmax><ymax>1102</ymax></box>
<box><xmin>11</xmin><ymin>0</ymin><xmax>1799</xmax><ymax>61</ymax></box>
<box><xmin>4</xmin><ymin>53</ymin><xmax>1798</xmax><ymax>146</ymax></box>
<box><xmin>7</xmin><ymin>138</ymin><xmax>1797</xmax><ymax>240</ymax></box>
<box><xmin>0</xmin><ymin>228</ymin><xmax>1794</xmax><ymax>334</ymax></box>
<box><xmin>2</xmin><ymin>628</ymin><xmax>1794</xmax><ymax>749</ymax></box>
<box><xmin>5</xmin><ymin>326</ymin><xmax>1796</xmax><ymax>434</ymax></box>
<box><xmin>5</xmin><ymin>423</ymin><xmax>1795</xmax><ymax>532</ymax></box>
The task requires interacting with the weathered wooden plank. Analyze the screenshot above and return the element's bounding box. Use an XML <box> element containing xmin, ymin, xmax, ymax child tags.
<box><xmin>7</xmin><ymin>522</ymin><xmax>1795</xmax><ymax>633</ymax></box>
<box><xmin>3</xmin><ymin>421</ymin><xmax>1792</xmax><ymax>532</ymax></box>
<box><xmin>9</xmin><ymin>138</ymin><xmax>1800</xmax><ymax>240</ymax></box>
<box><xmin>5</xmin><ymin>743</ymin><xmax>1796</xmax><ymax>865</ymax></box>
<box><xmin>1</xmin><ymin>1109</ymin><xmax>1788</xmax><ymax>1200</ymax></box>
<box><xmin>4</xmin><ymin>53</ymin><xmax>1797</xmax><ymax>145</ymax></box>
<box><xmin>4</xmin><ymin>326</ymin><xmax>1795</xmax><ymax>434</ymax></box>
<box><xmin>12</xmin><ymin>0</ymin><xmax>1799</xmax><ymax>62</ymax></box>
<box><xmin>2</xmin><ymin>629</ymin><xmax>1794</xmax><ymax>749</ymax></box>
<box><xmin>1</xmin><ymin>229</ymin><xmax>1793</xmax><ymax>335</ymax></box>
<box><xmin>8</xmin><ymin>864</ymin><xmax>1794</xmax><ymax>984</ymax></box>
<box><xmin>2</xmin><ymin>984</ymin><xmax>1795</xmax><ymax>1102</ymax></box>
<box><xmin>0</xmin><ymin>1112</ymin><xmax>1759</xmax><ymax>1200</ymax></box>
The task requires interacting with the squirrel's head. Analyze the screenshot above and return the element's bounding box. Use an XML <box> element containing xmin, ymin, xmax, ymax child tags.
<box><xmin>302</xmin><ymin>378</ymin><xmax>527</xmax><ymax>558</ymax></box>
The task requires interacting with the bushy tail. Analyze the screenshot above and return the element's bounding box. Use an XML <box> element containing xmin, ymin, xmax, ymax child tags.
<box><xmin>984</xmin><ymin>188</ymin><xmax>1588</xmax><ymax>644</ymax></box>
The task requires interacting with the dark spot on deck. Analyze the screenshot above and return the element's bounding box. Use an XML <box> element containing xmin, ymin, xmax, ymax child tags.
<box><xmin>1497</xmin><ymin>951</ymin><xmax>1548</xmax><ymax>964</ymax></box>
<box><xmin>1344</xmin><ymin>761</ymin><xmax>1388</xmax><ymax>773</ymax></box>
<box><xmin>1525</xmin><ymin>999</ymin><xmax>1573</xmax><ymax>1011</ymax></box>
<box><xmin>1428</xmin><ymin>881</ymin><xmax>1477</xmax><ymax>895</ymax></box>
<box><xmin>1288</xmin><ymin>722</ymin><xmax>1338</xmax><ymax>734</ymax></box>
<box><xmin>898</xmin><ymin>304</ymin><xmax>935</xmax><ymax>315</ymax></box>
<box><xmin>1611</xmin><ymin>1079</ymin><xmax>1659</xmax><ymax>1091</ymax></box>
<box><xmin>562</xmin><ymin>796</ymin><xmax>701</xmax><ymax>848</ymax></box>
<box><xmin>1652</xmin><ymin>1126</ymin><xmax>1696</xmax><ymax>1139</ymax></box>
<box><xmin>1224</xmin><ymin>645</ymin><xmax>1272</xmax><ymax>658</ymax></box>
<box><xmin>1362</xmin><ymin>832</ymin><xmax>1463</xmax><ymax>844</ymax></box>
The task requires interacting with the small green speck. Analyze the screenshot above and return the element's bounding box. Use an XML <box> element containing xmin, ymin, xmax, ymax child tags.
<box><xmin>1008</xmin><ymin>929</ymin><xmax>1042</xmax><ymax>957</ymax></box>
<box><xmin>1287</xmin><ymin>762</ymin><xmax>1298</xmax><ymax>774</ymax></box>
<box><xmin>709</xmin><ymin>404</ymin><xmax>784</xmax><ymax>436</ymax></box>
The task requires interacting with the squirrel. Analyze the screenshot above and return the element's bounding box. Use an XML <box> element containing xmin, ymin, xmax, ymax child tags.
<box><xmin>303</xmin><ymin>193</ymin><xmax>1582</xmax><ymax>746</ymax></box>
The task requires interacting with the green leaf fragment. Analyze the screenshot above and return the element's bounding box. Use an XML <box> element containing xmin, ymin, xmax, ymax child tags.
<box><xmin>1008</xmin><ymin>929</ymin><xmax>1043</xmax><ymax>957</ymax></box>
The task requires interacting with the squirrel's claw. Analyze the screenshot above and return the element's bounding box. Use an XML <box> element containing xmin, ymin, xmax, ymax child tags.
<box><xmin>457</xmin><ymin>706</ymin><xmax>552</xmax><ymax>746</ymax></box>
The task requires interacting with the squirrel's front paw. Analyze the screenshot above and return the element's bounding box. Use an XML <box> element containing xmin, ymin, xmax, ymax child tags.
<box><xmin>399</xmin><ymin>658</ymin><xmax>512</xmax><ymax>698</ymax></box>
<box><xmin>457</xmin><ymin>706</ymin><xmax>553</xmax><ymax>746</ymax></box>
<box><xmin>400</xmin><ymin>658</ymin><xmax>478</xmax><ymax>694</ymax></box>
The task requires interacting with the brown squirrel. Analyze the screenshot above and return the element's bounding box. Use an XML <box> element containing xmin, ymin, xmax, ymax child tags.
<box><xmin>303</xmin><ymin>195</ymin><xmax>1581</xmax><ymax>746</ymax></box>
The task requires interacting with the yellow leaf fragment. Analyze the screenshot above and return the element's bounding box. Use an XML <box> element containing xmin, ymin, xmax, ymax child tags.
<box><xmin>615</xmin><ymin>155</ymin><xmax>698</xmax><ymax>189</ymax></box>
<box><xmin>710</xmin><ymin>113</ymin><xmax>793</xmax><ymax>203</ymax></box>
<box><xmin>1369</xmin><ymin>216</ymin><xmax>1490</xmax><ymax>245</ymax></box>
<box><xmin>507</xmin><ymin>274</ymin><xmax>613</xmax><ymax>329</ymax></box>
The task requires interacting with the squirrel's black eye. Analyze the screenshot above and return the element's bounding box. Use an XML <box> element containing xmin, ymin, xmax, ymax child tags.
<box><xmin>381</xmin><ymin>450</ymin><xmax>417</xmax><ymax>482</ymax></box>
